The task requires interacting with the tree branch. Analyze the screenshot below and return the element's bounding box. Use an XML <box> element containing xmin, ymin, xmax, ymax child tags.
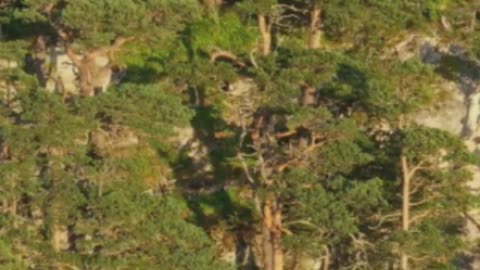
<box><xmin>410</xmin><ymin>193</ymin><xmax>440</xmax><ymax>207</ymax></box>
<box><xmin>88</xmin><ymin>36</ymin><xmax>135</xmax><ymax>58</ymax></box>
<box><xmin>407</xmin><ymin>160</ymin><xmax>426</xmax><ymax>179</ymax></box>
<box><xmin>237</xmin><ymin>152</ymin><xmax>262</xmax><ymax>215</ymax></box>
<box><xmin>368</xmin><ymin>212</ymin><xmax>401</xmax><ymax>229</ymax></box>
<box><xmin>409</xmin><ymin>210</ymin><xmax>432</xmax><ymax>226</ymax></box>
<box><xmin>210</xmin><ymin>48</ymin><xmax>246</xmax><ymax>67</ymax></box>
<box><xmin>284</xmin><ymin>219</ymin><xmax>325</xmax><ymax>233</ymax></box>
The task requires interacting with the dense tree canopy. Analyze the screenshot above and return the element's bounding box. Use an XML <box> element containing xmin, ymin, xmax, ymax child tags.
<box><xmin>1</xmin><ymin>1</ymin><xmax>480</xmax><ymax>270</ymax></box>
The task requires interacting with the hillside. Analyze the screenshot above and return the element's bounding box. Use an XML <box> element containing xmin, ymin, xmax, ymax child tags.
<box><xmin>1</xmin><ymin>1</ymin><xmax>480</xmax><ymax>270</ymax></box>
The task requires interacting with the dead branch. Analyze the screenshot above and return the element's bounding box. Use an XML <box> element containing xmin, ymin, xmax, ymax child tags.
<box><xmin>210</xmin><ymin>48</ymin><xmax>246</xmax><ymax>68</ymax></box>
<box><xmin>275</xmin><ymin>130</ymin><xmax>297</xmax><ymax>139</ymax></box>
<box><xmin>237</xmin><ymin>152</ymin><xmax>262</xmax><ymax>215</ymax></box>
<box><xmin>350</xmin><ymin>233</ymin><xmax>374</xmax><ymax>248</ymax></box>
<box><xmin>249</xmin><ymin>47</ymin><xmax>259</xmax><ymax>68</ymax></box>
<box><xmin>88</xmin><ymin>36</ymin><xmax>135</xmax><ymax>58</ymax></box>
<box><xmin>284</xmin><ymin>219</ymin><xmax>325</xmax><ymax>233</ymax></box>
<box><xmin>410</xmin><ymin>193</ymin><xmax>441</xmax><ymax>207</ymax></box>
<box><xmin>409</xmin><ymin>210</ymin><xmax>432</xmax><ymax>226</ymax></box>
<box><xmin>276</xmin><ymin>4</ymin><xmax>307</xmax><ymax>14</ymax></box>
<box><xmin>368</xmin><ymin>212</ymin><xmax>401</xmax><ymax>230</ymax></box>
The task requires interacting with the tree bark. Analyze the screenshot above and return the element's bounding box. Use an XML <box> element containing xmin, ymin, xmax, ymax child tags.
<box><xmin>257</xmin><ymin>14</ymin><xmax>272</xmax><ymax>56</ymax></box>
<box><xmin>308</xmin><ymin>6</ymin><xmax>322</xmax><ymax>49</ymax></box>
<box><xmin>262</xmin><ymin>197</ymin><xmax>284</xmax><ymax>270</ymax></box>
<box><xmin>400</xmin><ymin>154</ymin><xmax>410</xmax><ymax>270</ymax></box>
<box><xmin>300</xmin><ymin>84</ymin><xmax>316</xmax><ymax>106</ymax></box>
<box><xmin>263</xmin><ymin>199</ymin><xmax>274</xmax><ymax>270</ymax></box>
<box><xmin>273</xmin><ymin>206</ymin><xmax>283</xmax><ymax>270</ymax></box>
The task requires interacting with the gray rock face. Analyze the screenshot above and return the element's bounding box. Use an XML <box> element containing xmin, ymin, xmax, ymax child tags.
<box><xmin>414</xmin><ymin>80</ymin><xmax>467</xmax><ymax>135</ymax></box>
<box><xmin>400</xmin><ymin>36</ymin><xmax>480</xmax><ymax>269</ymax></box>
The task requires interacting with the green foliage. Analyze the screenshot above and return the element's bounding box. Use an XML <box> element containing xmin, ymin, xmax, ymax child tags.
<box><xmin>1</xmin><ymin>1</ymin><xmax>480</xmax><ymax>269</ymax></box>
<box><xmin>188</xmin><ymin>13</ymin><xmax>257</xmax><ymax>56</ymax></box>
<box><xmin>236</xmin><ymin>0</ymin><xmax>278</xmax><ymax>14</ymax></box>
<box><xmin>81</xmin><ymin>83</ymin><xmax>194</xmax><ymax>137</ymax></box>
<box><xmin>61</xmin><ymin>1</ymin><xmax>147</xmax><ymax>46</ymax></box>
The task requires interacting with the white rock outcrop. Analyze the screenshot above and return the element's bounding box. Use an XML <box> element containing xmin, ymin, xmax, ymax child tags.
<box><xmin>399</xmin><ymin>35</ymin><xmax>480</xmax><ymax>269</ymax></box>
<box><xmin>33</xmin><ymin>46</ymin><xmax>116</xmax><ymax>96</ymax></box>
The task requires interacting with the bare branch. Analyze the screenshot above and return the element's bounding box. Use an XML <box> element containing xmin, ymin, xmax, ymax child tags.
<box><xmin>407</xmin><ymin>160</ymin><xmax>426</xmax><ymax>179</ymax></box>
<box><xmin>280</xmin><ymin>227</ymin><xmax>293</xmax><ymax>236</ymax></box>
<box><xmin>368</xmin><ymin>212</ymin><xmax>401</xmax><ymax>229</ymax></box>
<box><xmin>275</xmin><ymin>130</ymin><xmax>297</xmax><ymax>139</ymax></box>
<box><xmin>276</xmin><ymin>4</ymin><xmax>307</xmax><ymax>14</ymax></box>
<box><xmin>88</xmin><ymin>36</ymin><xmax>135</xmax><ymax>58</ymax></box>
<box><xmin>237</xmin><ymin>153</ymin><xmax>262</xmax><ymax>215</ymax></box>
<box><xmin>210</xmin><ymin>48</ymin><xmax>246</xmax><ymax>68</ymax></box>
<box><xmin>249</xmin><ymin>47</ymin><xmax>259</xmax><ymax>68</ymax></box>
<box><xmin>284</xmin><ymin>219</ymin><xmax>325</xmax><ymax>233</ymax></box>
<box><xmin>409</xmin><ymin>210</ymin><xmax>432</xmax><ymax>226</ymax></box>
<box><xmin>409</xmin><ymin>181</ymin><xmax>425</xmax><ymax>195</ymax></box>
<box><xmin>237</xmin><ymin>153</ymin><xmax>256</xmax><ymax>187</ymax></box>
<box><xmin>350</xmin><ymin>233</ymin><xmax>374</xmax><ymax>248</ymax></box>
<box><xmin>410</xmin><ymin>193</ymin><xmax>441</xmax><ymax>207</ymax></box>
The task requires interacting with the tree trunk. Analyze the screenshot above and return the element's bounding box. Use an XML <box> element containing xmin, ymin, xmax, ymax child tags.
<box><xmin>263</xmin><ymin>199</ymin><xmax>274</xmax><ymax>270</ymax></box>
<box><xmin>308</xmin><ymin>6</ymin><xmax>322</xmax><ymax>49</ymax></box>
<box><xmin>273</xmin><ymin>206</ymin><xmax>283</xmax><ymax>270</ymax></box>
<box><xmin>400</xmin><ymin>155</ymin><xmax>410</xmax><ymax>270</ymax></box>
<box><xmin>262</xmin><ymin>197</ymin><xmax>283</xmax><ymax>270</ymax></box>
<box><xmin>258</xmin><ymin>14</ymin><xmax>272</xmax><ymax>56</ymax></box>
<box><xmin>300</xmin><ymin>84</ymin><xmax>316</xmax><ymax>106</ymax></box>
